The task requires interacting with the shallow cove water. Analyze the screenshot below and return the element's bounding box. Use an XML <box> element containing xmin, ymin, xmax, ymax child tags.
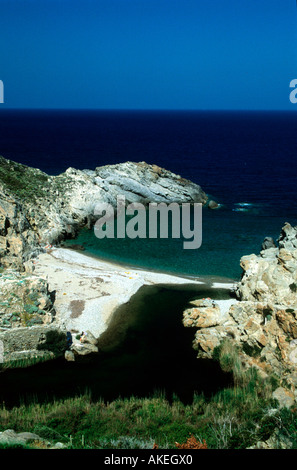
<box><xmin>0</xmin><ymin>283</ymin><xmax>233</xmax><ymax>407</ymax></box>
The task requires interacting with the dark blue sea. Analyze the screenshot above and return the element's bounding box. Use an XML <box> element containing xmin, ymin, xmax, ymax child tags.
<box><xmin>1</xmin><ymin>109</ymin><xmax>297</xmax><ymax>280</ymax></box>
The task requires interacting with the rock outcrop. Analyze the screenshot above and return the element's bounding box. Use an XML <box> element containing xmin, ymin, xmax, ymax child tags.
<box><xmin>0</xmin><ymin>269</ymin><xmax>55</xmax><ymax>328</ymax></box>
<box><xmin>0</xmin><ymin>429</ymin><xmax>67</xmax><ymax>448</ymax></box>
<box><xmin>68</xmin><ymin>330</ymin><xmax>99</xmax><ymax>359</ymax></box>
<box><xmin>235</xmin><ymin>222</ymin><xmax>297</xmax><ymax>305</ymax></box>
<box><xmin>0</xmin><ymin>190</ymin><xmax>40</xmax><ymax>270</ymax></box>
<box><xmin>207</xmin><ymin>200</ymin><xmax>220</xmax><ymax>210</ymax></box>
<box><xmin>0</xmin><ymin>269</ymin><xmax>67</xmax><ymax>363</ymax></box>
<box><xmin>0</xmin><ymin>157</ymin><xmax>208</xmax><ymax>270</ymax></box>
<box><xmin>183</xmin><ymin>222</ymin><xmax>297</xmax><ymax>406</ymax></box>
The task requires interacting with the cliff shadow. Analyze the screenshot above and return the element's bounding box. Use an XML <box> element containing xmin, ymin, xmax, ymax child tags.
<box><xmin>0</xmin><ymin>282</ymin><xmax>233</xmax><ymax>407</ymax></box>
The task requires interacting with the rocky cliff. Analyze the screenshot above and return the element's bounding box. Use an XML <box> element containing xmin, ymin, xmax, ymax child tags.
<box><xmin>0</xmin><ymin>156</ymin><xmax>208</xmax><ymax>270</ymax></box>
<box><xmin>183</xmin><ymin>222</ymin><xmax>297</xmax><ymax>407</ymax></box>
<box><xmin>0</xmin><ymin>268</ymin><xmax>67</xmax><ymax>364</ymax></box>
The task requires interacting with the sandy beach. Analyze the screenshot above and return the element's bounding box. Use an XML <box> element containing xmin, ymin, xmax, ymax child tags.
<box><xmin>33</xmin><ymin>247</ymin><xmax>238</xmax><ymax>339</ymax></box>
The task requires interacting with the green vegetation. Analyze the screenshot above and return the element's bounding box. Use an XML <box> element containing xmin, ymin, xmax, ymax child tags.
<box><xmin>0</xmin><ymin>353</ymin><xmax>54</xmax><ymax>371</ymax></box>
<box><xmin>0</xmin><ymin>334</ymin><xmax>295</xmax><ymax>449</ymax></box>
<box><xmin>0</xmin><ymin>156</ymin><xmax>50</xmax><ymax>202</ymax></box>
<box><xmin>242</xmin><ymin>343</ymin><xmax>262</xmax><ymax>358</ymax></box>
<box><xmin>0</xmin><ymin>442</ymin><xmax>31</xmax><ymax>449</ymax></box>
<box><xmin>286</xmin><ymin>308</ymin><xmax>295</xmax><ymax>314</ymax></box>
<box><xmin>0</xmin><ymin>155</ymin><xmax>71</xmax><ymax>203</ymax></box>
<box><xmin>213</xmin><ymin>338</ymin><xmax>279</xmax><ymax>391</ymax></box>
<box><xmin>0</xmin><ymin>385</ymin><xmax>291</xmax><ymax>449</ymax></box>
<box><xmin>289</xmin><ymin>283</ymin><xmax>297</xmax><ymax>293</ymax></box>
<box><xmin>0</xmin><ymin>347</ymin><xmax>295</xmax><ymax>452</ymax></box>
<box><xmin>0</xmin><ymin>274</ymin><xmax>53</xmax><ymax>328</ymax></box>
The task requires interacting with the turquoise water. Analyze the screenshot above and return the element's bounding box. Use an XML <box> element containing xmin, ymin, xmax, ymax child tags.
<box><xmin>2</xmin><ymin>110</ymin><xmax>297</xmax><ymax>280</ymax></box>
<box><xmin>64</xmin><ymin>205</ymin><xmax>292</xmax><ymax>281</ymax></box>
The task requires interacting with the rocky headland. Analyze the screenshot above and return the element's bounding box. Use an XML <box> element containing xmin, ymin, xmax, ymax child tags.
<box><xmin>0</xmin><ymin>156</ymin><xmax>207</xmax><ymax>270</ymax></box>
<box><xmin>0</xmin><ymin>156</ymin><xmax>208</xmax><ymax>364</ymax></box>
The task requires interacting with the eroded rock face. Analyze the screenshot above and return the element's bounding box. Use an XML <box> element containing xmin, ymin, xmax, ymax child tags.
<box><xmin>183</xmin><ymin>298</ymin><xmax>229</xmax><ymax>329</ymax></box>
<box><xmin>94</xmin><ymin>162</ymin><xmax>207</xmax><ymax>205</ymax></box>
<box><xmin>183</xmin><ymin>223</ymin><xmax>297</xmax><ymax>405</ymax></box>
<box><xmin>0</xmin><ymin>270</ymin><xmax>66</xmax><ymax>363</ymax></box>
<box><xmin>0</xmin><ymin>270</ymin><xmax>55</xmax><ymax>328</ymax></box>
<box><xmin>0</xmin><ymin>191</ymin><xmax>40</xmax><ymax>270</ymax></box>
<box><xmin>235</xmin><ymin>222</ymin><xmax>297</xmax><ymax>305</ymax></box>
<box><xmin>0</xmin><ymin>325</ymin><xmax>67</xmax><ymax>363</ymax></box>
<box><xmin>0</xmin><ymin>157</ymin><xmax>208</xmax><ymax>269</ymax></box>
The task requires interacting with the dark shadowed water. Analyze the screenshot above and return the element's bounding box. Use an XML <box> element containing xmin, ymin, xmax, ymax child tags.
<box><xmin>0</xmin><ymin>284</ymin><xmax>233</xmax><ymax>407</ymax></box>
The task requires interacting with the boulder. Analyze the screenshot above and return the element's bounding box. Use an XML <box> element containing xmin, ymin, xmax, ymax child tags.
<box><xmin>64</xmin><ymin>350</ymin><xmax>75</xmax><ymax>362</ymax></box>
<box><xmin>70</xmin><ymin>330</ymin><xmax>99</xmax><ymax>357</ymax></box>
<box><xmin>0</xmin><ymin>429</ymin><xmax>43</xmax><ymax>445</ymax></box>
<box><xmin>71</xmin><ymin>342</ymin><xmax>98</xmax><ymax>357</ymax></box>
<box><xmin>183</xmin><ymin>300</ymin><xmax>226</xmax><ymax>329</ymax></box>
<box><xmin>208</xmin><ymin>200</ymin><xmax>219</xmax><ymax>209</ymax></box>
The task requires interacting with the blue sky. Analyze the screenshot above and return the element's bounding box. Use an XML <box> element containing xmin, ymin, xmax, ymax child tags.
<box><xmin>1</xmin><ymin>0</ymin><xmax>297</xmax><ymax>109</ymax></box>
